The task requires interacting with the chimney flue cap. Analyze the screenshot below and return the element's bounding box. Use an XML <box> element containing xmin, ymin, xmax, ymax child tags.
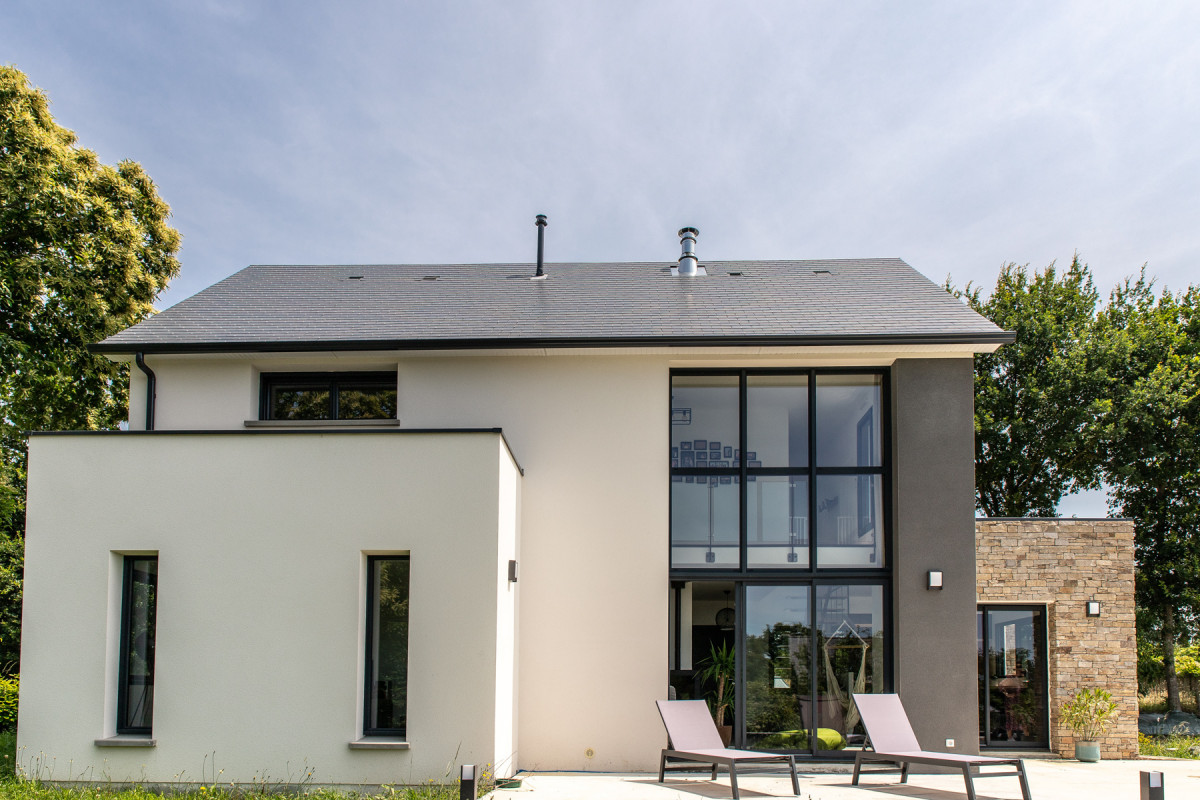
<box><xmin>677</xmin><ymin>226</ymin><xmax>700</xmax><ymax>276</ymax></box>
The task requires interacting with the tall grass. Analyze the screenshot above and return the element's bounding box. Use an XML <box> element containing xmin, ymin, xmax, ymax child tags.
<box><xmin>1139</xmin><ymin>731</ymin><xmax>1200</xmax><ymax>759</ymax></box>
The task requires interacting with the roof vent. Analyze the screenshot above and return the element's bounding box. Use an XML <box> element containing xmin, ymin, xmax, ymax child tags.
<box><xmin>532</xmin><ymin>214</ymin><xmax>548</xmax><ymax>280</ymax></box>
<box><xmin>677</xmin><ymin>227</ymin><xmax>700</xmax><ymax>276</ymax></box>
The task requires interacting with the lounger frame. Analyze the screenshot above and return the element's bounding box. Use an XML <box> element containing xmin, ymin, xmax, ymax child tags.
<box><xmin>655</xmin><ymin>700</ymin><xmax>800</xmax><ymax>800</ymax></box>
<box><xmin>850</xmin><ymin>693</ymin><xmax>1032</xmax><ymax>800</ymax></box>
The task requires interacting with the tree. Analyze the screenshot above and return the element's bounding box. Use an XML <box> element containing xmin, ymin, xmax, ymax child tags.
<box><xmin>947</xmin><ymin>257</ymin><xmax>1105</xmax><ymax>516</ymax></box>
<box><xmin>1094</xmin><ymin>273</ymin><xmax>1200</xmax><ymax>713</ymax></box>
<box><xmin>0</xmin><ymin>66</ymin><xmax>180</xmax><ymax>664</ymax></box>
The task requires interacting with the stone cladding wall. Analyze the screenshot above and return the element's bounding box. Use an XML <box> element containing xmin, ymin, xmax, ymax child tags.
<box><xmin>976</xmin><ymin>518</ymin><xmax>1138</xmax><ymax>759</ymax></box>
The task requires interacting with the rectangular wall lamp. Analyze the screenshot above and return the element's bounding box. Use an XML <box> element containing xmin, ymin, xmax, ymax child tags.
<box><xmin>1086</xmin><ymin>600</ymin><xmax>1101</xmax><ymax>617</ymax></box>
<box><xmin>927</xmin><ymin>570</ymin><xmax>944</xmax><ymax>590</ymax></box>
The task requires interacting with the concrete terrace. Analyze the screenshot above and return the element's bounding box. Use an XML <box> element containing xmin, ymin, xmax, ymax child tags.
<box><xmin>489</xmin><ymin>759</ymin><xmax>1200</xmax><ymax>799</ymax></box>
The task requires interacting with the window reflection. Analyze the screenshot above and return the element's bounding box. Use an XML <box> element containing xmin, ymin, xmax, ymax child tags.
<box><xmin>748</xmin><ymin>375</ymin><xmax>809</xmax><ymax>468</ymax></box>
<box><xmin>815</xmin><ymin>475</ymin><xmax>883</xmax><ymax>567</ymax></box>
<box><xmin>747</xmin><ymin>476</ymin><xmax>809</xmax><ymax>568</ymax></box>
<box><xmin>671</xmin><ymin>480</ymin><xmax>739</xmax><ymax>568</ymax></box>
<box><xmin>815</xmin><ymin>375</ymin><xmax>881</xmax><ymax>467</ymax></box>
<box><xmin>670</xmin><ymin>376</ymin><xmax>738</xmax><ymax>460</ymax></box>
<box><xmin>745</xmin><ymin>586</ymin><xmax>812</xmax><ymax>750</ymax></box>
<box><xmin>815</xmin><ymin>584</ymin><xmax>884</xmax><ymax>752</ymax></box>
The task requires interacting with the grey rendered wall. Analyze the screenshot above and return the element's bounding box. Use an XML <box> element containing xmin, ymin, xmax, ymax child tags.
<box><xmin>891</xmin><ymin>358</ymin><xmax>979</xmax><ymax>754</ymax></box>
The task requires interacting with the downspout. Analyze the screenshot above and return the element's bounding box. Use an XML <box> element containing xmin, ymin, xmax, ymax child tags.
<box><xmin>134</xmin><ymin>352</ymin><xmax>156</xmax><ymax>431</ymax></box>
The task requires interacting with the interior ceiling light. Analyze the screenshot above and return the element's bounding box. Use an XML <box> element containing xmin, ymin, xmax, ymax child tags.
<box><xmin>715</xmin><ymin>590</ymin><xmax>735</xmax><ymax>631</ymax></box>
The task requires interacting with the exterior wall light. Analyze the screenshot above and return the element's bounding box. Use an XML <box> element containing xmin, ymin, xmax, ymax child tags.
<box><xmin>460</xmin><ymin>765</ymin><xmax>476</xmax><ymax>800</ymax></box>
<box><xmin>927</xmin><ymin>570</ymin><xmax>944</xmax><ymax>590</ymax></box>
<box><xmin>508</xmin><ymin>560</ymin><xmax>519</xmax><ymax>583</ymax></box>
<box><xmin>1086</xmin><ymin>601</ymin><xmax>1101</xmax><ymax>617</ymax></box>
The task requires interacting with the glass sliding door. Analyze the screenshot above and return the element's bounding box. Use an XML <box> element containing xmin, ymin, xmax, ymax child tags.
<box><xmin>744</xmin><ymin>585</ymin><xmax>811</xmax><ymax>750</ymax></box>
<box><xmin>814</xmin><ymin>584</ymin><xmax>884</xmax><ymax>753</ymax></box>
<box><xmin>978</xmin><ymin>606</ymin><xmax>1048</xmax><ymax>748</ymax></box>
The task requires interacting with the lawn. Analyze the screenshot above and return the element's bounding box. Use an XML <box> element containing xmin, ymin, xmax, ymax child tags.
<box><xmin>1138</xmin><ymin>732</ymin><xmax>1200</xmax><ymax>759</ymax></box>
<box><xmin>0</xmin><ymin>785</ymin><xmax>483</xmax><ymax>800</ymax></box>
<box><xmin>0</xmin><ymin>732</ymin><xmax>491</xmax><ymax>800</ymax></box>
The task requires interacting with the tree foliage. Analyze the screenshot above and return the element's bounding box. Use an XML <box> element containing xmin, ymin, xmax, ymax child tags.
<box><xmin>0</xmin><ymin>66</ymin><xmax>180</xmax><ymax>664</ymax></box>
<box><xmin>1094</xmin><ymin>273</ymin><xmax>1200</xmax><ymax>711</ymax></box>
<box><xmin>948</xmin><ymin>257</ymin><xmax>1104</xmax><ymax>516</ymax></box>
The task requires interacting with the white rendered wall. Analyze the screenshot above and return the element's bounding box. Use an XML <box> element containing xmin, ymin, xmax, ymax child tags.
<box><xmin>394</xmin><ymin>355</ymin><xmax>668</xmax><ymax>772</ymax></box>
<box><xmin>107</xmin><ymin>347</ymin><xmax>977</xmax><ymax>776</ymax></box>
<box><xmin>20</xmin><ymin>432</ymin><xmax>519</xmax><ymax>786</ymax></box>
<box><xmin>127</xmin><ymin>356</ymin><xmax>402</xmax><ymax>431</ymax></box>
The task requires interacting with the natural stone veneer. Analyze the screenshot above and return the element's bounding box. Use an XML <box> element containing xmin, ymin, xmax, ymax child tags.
<box><xmin>976</xmin><ymin>518</ymin><xmax>1138</xmax><ymax>759</ymax></box>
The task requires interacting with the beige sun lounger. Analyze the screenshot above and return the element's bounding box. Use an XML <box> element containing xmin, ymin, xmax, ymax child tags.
<box><xmin>655</xmin><ymin>699</ymin><xmax>800</xmax><ymax>800</ymax></box>
<box><xmin>851</xmin><ymin>693</ymin><xmax>1032</xmax><ymax>800</ymax></box>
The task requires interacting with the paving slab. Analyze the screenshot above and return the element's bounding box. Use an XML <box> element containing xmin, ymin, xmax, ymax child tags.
<box><xmin>490</xmin><ymin>759</ymin><xmax>1200</xmax><ymax>800</ymax></box>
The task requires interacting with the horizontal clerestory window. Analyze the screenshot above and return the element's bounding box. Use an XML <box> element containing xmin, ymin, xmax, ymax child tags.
<box><xmin>260</xmin><ymin>372</ymin><xmax>397</xmax><ymax>421</ymax></box>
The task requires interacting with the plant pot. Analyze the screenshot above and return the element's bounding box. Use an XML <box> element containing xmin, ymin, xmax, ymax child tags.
<box><xmin>717</xmin><ymin>725</ymin><xmax>733</xmax><ymax>747</ymax></box>
<box><xmin>1074</xmin><ymin>741</ymin><xmax>1101</xmax><ymax>762</ymax></box>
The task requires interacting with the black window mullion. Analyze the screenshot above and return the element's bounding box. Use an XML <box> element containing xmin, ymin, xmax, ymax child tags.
<box><xmin>808</xmin><ymin>374</ymin><xmax>818</xmax><ymax>571</ymax></box>
<box><xmin>808</xmin><ymin>582</ymin><xmax>818</xmax><ymax>756</ymax></box>
<box><xmin>739</xmin><ymin>371</ymin><xmax>748</xmax><ymax>573</ymax></box>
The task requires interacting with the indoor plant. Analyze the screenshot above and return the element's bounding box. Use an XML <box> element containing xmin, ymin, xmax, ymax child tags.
<box><xmin>1060</xmin><ymin>687</ymin><xmax>1119</xmax><ymax>761</ymax></box>
<box><xmin>698</xmin><ymin>641</ymin><xmax>736</xmax><ymax>746</ymax></box>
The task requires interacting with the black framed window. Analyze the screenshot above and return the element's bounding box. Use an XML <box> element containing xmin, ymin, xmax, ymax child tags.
<box><xmin>364</xmin><ymin>555</ymin><xmax>410</xmax><ymax>737</ymax></box>
<box><xmin>260</xmin><ymin>372</ymin><xmax>397</xmax><ymax>421</ymax></box>
<box><xmin>670</xmin><ymin>369</ymin><xmax>889</xmax><ymax>573</ymax></box>
<box><xmin>117</xmin><ymin>555</ymin><xmax>158</xmax><ymax>735</ymax></box>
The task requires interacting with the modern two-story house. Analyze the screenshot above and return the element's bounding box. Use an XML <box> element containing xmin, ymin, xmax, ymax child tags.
<box><xmin>19</xmin><ymin>229</ymin><xmax>1022</xmax><ymax>786</ymax></box>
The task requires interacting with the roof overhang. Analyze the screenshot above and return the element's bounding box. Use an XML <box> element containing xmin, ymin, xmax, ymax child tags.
<box><xmin>93</xmin><ymin>331</ymin><xmax>1014</xmax><ymax>359</ymax></box>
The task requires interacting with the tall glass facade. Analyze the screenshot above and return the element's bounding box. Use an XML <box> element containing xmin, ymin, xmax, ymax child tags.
<box><xmin>668</xmin><ymin>370</ymin><xmax>891</xmax><ymax>757</ymax></box>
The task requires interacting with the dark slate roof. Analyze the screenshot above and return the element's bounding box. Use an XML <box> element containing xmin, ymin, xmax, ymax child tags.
<box><xmin>94</xmin><ymin>259</ymin><xmax>1011</xmax><ymax>354</ymax></box>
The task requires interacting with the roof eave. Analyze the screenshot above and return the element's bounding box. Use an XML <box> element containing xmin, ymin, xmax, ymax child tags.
<box><xmin>91</xmin><ymin>330</ymin><xmax>1015</xmax><ymax>356</ymax></box>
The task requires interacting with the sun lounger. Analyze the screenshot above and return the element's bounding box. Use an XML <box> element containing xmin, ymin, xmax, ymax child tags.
<box><xmin>655</xmin><ymin>699</ymin><xmax>800</xmax><ymax>800</ymax></box>
<box><xmin>850</xmin><ymin>693</ymin><xmax>1032</xmax><ymax>800</ymax></box>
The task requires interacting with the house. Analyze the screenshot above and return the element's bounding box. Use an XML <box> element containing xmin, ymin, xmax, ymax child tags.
<box><xmin>23</xmin><ymin>225</ymin><xmax>1112</xmax><ymax>787</ymax></box>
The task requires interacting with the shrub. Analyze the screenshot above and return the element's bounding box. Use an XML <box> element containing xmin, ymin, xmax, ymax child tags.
<box><xmin>1060</xmin><ymin>687</ymin><xmax>1118</xmax><ymax>742</ymax></box>
<box><xmin>0</xmin><ymin>675</ymin><xmax>16</xmax><ymax>733</ymax></box>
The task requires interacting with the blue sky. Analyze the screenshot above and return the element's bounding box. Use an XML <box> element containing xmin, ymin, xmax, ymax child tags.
<box><xmin>6</xmin><ymin>1</ymin><xmax>1198</xmax><ymax>515</ymax></box>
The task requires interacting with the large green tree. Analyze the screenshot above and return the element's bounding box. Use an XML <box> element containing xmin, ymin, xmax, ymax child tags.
<box><xmin>948</xmin><ymin>257</ymin><xmax>1105</xmax><ymax>516</ymax></box>
<box><xmin>0</xmin><ymin>66</ymin><xmax>180</xmax><ymax>664</ymax></box>
<box><xmin>1094</xmin><ymin>274</ymin><xmax>1200</xmax><ymax>713</ymax></box>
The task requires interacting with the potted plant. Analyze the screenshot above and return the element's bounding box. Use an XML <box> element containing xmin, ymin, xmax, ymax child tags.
<box><xmin>1059</xmin><ymin>687</ymin><xmax>1119</xmax><ymax>762</ymax></box>
<box><xmin>698</xmin><ymin>641</ymin><xmax>735</xmax><ymax>746</ymax></box>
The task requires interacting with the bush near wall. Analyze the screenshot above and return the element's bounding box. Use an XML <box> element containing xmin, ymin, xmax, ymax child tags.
<box><xmin>0</xmin><ymin>675</ymin><xmax>17</xmax><ymax>733</ymax></box>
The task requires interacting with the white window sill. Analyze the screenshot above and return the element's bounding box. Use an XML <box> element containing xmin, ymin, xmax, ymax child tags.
<box><xmin>348</xmin><ymin>738</ymin><xmax>410</xmax><ymax>750</ymax></box>
<box><xmin>95</xmin><ymin>736</ymin><xmax>156</xmax><ymax>747</ymax></box>
<box><xmin>244</xmin><ymin>419</ymin><xmax>400</xmax><ymax>428</ymax></box>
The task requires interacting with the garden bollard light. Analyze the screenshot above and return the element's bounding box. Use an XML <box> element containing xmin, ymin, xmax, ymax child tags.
<box><xmin>460</xmin><ymin>764</ymin><xmax>476</xmax><ymax>800</ymax></box>
<box><xmin>1140</xmin><ymin>770</ymin><xmax>1163</xmax><ymax>800</ymax></box>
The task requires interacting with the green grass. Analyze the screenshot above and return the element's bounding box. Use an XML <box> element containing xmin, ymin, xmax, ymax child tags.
<box><xmin>1139</xmin><ymin>732</ymin><xmax>1200</xmax><ymax>759</ymax></box>
<box><xmin>0</xmin><ymin>730</ymin><xmax>493</xmax><ymax>799</ymax></box>
<box><xmin>0</xmin><ymin>783</ymin><xmax>484</xmax><ymax>800</ymax></box>
<box><xmin>0</xmin><ymin>732</ymin><xmax>14</xmax><ymax>780</ymax></box>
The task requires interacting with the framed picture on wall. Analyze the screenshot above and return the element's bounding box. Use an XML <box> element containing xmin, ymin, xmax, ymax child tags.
<box><xmin>681</xmin><ymin>441</ymin><xmax>692</xmax><ymax>451</ymax></box>
<box><xmin>694</xmin><ymin>440</ymin><xmax>708</xmax><ymax>451</ymax></box>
